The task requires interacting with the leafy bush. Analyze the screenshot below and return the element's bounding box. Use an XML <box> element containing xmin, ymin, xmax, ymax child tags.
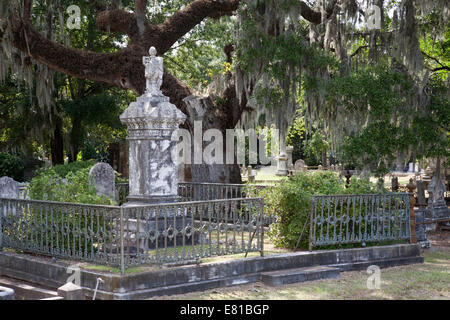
<box><xmin>257</xmin><ymin>171</ymin><xmax>381</xmax><ymax>250</ymax></box>
<box><xmin>26</xmin><ymin>161</ymin><xmax>116</xmax><ymax>255</ymax></box>
<box><xmin>42</xmin><ymin>160</ymin><xmax>96</xmax><ymax>179</ymax></box>
<box><xmin>0</xmin><ymin>152</ymin><xmax>25</xmax><ymax>182</ymax></box>
<box><xmin>28</xmin><ymin>160</ymin><xmax>115</xmax><ymax>205</ymax></box>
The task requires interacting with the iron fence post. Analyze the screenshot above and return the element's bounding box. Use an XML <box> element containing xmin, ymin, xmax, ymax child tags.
<box><xmin>0</xmin><ymin>200</ymin><xmax>3</xmax><ymax>252</ymax></box>
<box><xmin>309</xmin><ymin>198</ymin><xmax>314</xmax><ymax>251</ymax></box>
<box><xmin>408</xmin><ymin>193</ymin><xmax>416</xmax><ymax>244</ymax></box>
<box><xmin>120</xmin><ymin>206</ymin><xmax>125</xmax><ymax>275</ymax></box>
<box><xmin>260</xmin><ymin>199</ymin><xmax>264</xmax><ymax>257</ymax></box>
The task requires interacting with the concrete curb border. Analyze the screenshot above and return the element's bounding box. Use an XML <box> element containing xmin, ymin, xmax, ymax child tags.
<box><xmin>0</xmin><ymin>244</ymin><xmax>423</xmax><ymax>300</ymax></box>
<box><xmin>0</xmin><ymin>285</ymin><xmax>14</xmax><ymax>300</ymax></box>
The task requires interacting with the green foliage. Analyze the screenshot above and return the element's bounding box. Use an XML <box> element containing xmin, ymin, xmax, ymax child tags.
<box><xmin>336</xmin><ymin>67</ymin><xmax>449</xmax><ymax>174</ymax></box>
<box><xmin>257</xmin><ymin>171</ymin><xmax>380</xmax><ymax>250</ymax></box>
<box><xmin>286</xmin><ymin>113</ymin><xmax>306</xmax><ymax>163</ymax></box>
<box><xmin>42</xmin><ymin>160</ymin><xmax>96</xmax><ymax>179</ymax></box>
<box><xmin>28</xmin><ymin>161</ymin><xmax>115</xmax><ymax>205</ymax></box>
<box><xmin>0</xmin><ymin>152</ymin><xmax>25</xmax><ymax>182</ymax></box>
<box><xmin>24</xmin><ymin>159</ymin><xmax>117</xmax><ymax>255</ymax></box>
<box><xmin>303</xmin><ymin>130</ymin><xmax>329</xmax><ymax>166</ymax></box>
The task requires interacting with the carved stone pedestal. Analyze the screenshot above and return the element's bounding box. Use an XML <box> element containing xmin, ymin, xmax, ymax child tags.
<box><xmin>276</xmin><ymin>153</ymin><xmax>289</xmax><ymax>176</ymax></box>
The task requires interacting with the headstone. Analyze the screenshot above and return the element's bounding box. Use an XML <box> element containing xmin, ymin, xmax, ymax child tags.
<box><xmin>0</xmin><ymin>177</ymin><xmax>20</xmax><ymax>199</ymax></box>
<box><xmin>416</xmin><ymin>180</ymin><xmax>427</xmax><ymax>208</ymax></box>
<box><xmin>294</xmin><ymin>159</ymin><xmax>306</xmax><ymax>172</ymax></box>
<box><xmin>391</xmin><ymin>177</ymin><xmax>399</xmax><ymax>192</ymax></box>
<box><xmin>427</xmin><ymin>170</ymin><xmax>449</xmax><ymax>220</ymax></box>
<box><xmin>414</xmin><ymin>209</ymin><xmax>430</xmax><ymax>248</ymax></box>
<box><xmin>88</xmin><ymin>163</ymin><xmax>116</xmax><ymax>201</ymax></box>
<box><xmin>120</xmin><ymin>47</ymin><xmax>186</xmax><ymax>204</ymax></box>
<box><xmin>318</xmin><ymin>165</ymin><xmax>323</xmax><ymax>171</ymax></box>
<box><xmin>286</xmin><ymin>146</ymin><xmax>294</xmax><ymax>169</ymax></box>
<box><xmin>248</xmin><ymin>166</ymin><xmax>255</xmax><ymax>183</ymax></box>
<box><xmin>276</xmin><ymin>153</ymin><xmax>288</xmax><ymax>176</ymax></box>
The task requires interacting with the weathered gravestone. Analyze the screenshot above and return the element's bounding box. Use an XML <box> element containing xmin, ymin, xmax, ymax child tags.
<box><xmin>416</xmin><ymin>180</ymin><xmax>427</xmax><ymax>208</ymax></box>
<box><xmin>276</xmin><ymin>153</ymin><xmax>289</xmax><ymax>176</ymax></box>
<box><xmin>294</xmin><ymin>159</ymin><xmax>306</xmax><ymax>172</ymax></box>
<box><xmin>88</xmin><ymin>163</ymin><xmax>116</xmax><ymax>202</ymax></box>
<box><xmin>391</xmin><ymin>177</ymin><xmax>399</xmax><ymax>192</ymax></box>
<box><xmin>427</xmin><ymin>171</ymin><xmax>449</xmax><ymax>220</ymax></box>
<box><xmin>0</xmin><ymin>177</ymin><xmax>20</xmax><ymax>218</ymax></box>
<box><xmin>414</xmin><ymin>208</ymin><xmax>430</xmax><ymax>248</ymax></box>
<box><xmin>119</xmin><ymin>47</ymin><xmax>203</xmax><ymax>251</ymax></box>
<box><xmin>0</xmin><ymin>177</ymin><xmax>20</xmax><ymax>199</ymax></box>
<box><xmin>120</xmin><ymin>47</ymin><xmax>186</xmax><ymax>204</ymax></box>
<box><xmin>286</xmin><ymin>146</ymin><xmax>294</xmax><ymax>169</ymax></box>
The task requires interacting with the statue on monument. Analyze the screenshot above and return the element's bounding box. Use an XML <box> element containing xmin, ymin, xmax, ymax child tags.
<box><xmin>143</xmin><ymin>46</ymin><xmax>163</xmax><ymax>96</ymax></box>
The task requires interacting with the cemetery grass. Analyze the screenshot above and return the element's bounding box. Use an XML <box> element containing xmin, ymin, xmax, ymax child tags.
<box><xmin>156</xmin><ymin>248</ymin><xmax>450</xmax><ymax>300</ymax></box>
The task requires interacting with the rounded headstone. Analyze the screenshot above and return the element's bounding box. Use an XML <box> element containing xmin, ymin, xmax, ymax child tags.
<box><xmin>294</xmin><ymin>159</ymin><xmax>306</xmax><ymax>172</ymax></box>
<box><xmin>88</xmin><ymin>163</ymin><xmax>116</xmax><ymax>201</ymax></box>
<box><xmin>0</xmin><ymin>176</ymin><xmax>20</xmax><ymax>199</ymax></box>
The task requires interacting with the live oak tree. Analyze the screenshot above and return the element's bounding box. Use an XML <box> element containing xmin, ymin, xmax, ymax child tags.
<box><xmin>1</xmin><ymin>0</ymin><xmax>448</xmax><ymax>182</ymax></box>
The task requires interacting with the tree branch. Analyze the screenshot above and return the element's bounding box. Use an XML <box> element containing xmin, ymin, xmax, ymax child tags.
<box><xmin>351</xmin><ymin>45</ymin><xmax>369</xmax><ymax>57</ymax></box>
<box><xmin>10</xmin><ymin>18</ymin><xmax>145</xmax><ymax>93</ymax></box>
<box><xmin>96</xmin><ymin>9</ymin><xmax>139</xmax><ymax>37</ymax></box>
<box><xmin>135</xmin><ymin>0</ymin><xmax>148</xmax><ymax>17</ymax></box>
<box><xmin>157</xmin><ymin>0</ymin><xmax>240</xmax><ymax>53</ymax></box>
<box><xmin>421</xmin><ymin>50</ymin><xmax>449</xmax><ymax>71</ymax></box>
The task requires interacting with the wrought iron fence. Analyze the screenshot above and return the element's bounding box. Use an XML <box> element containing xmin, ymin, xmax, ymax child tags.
<box><xmin>309</xmin><ymin>193</ymin><xmax>411</xmax><ymax>250</ymax></box>
<box><xmin>178</xmin><ymin>182</ymin><xmax>267</xmax><ymax>201</ymax></box>
<box><xmin>0</xmin><ymin>198</ymin><xmax>122</xmax><ymax>265</ymax></box>
<box><xmin>0</xmin><ymin>197</ymin><xmax>264</xmax><ymax>273</ymax></box>
<box><xmin>117</xmin><ymin>182</ymin><xmax>267</xmax><ymax>207</ymax></box>
<box><xmin>121</xmin><ymin>198</ymin><xmax>265</xmax><ymax>268</ymax></box>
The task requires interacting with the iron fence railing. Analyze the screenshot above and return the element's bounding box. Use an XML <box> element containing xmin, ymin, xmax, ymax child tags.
<box><xmin>309</xmin><ymin>193</ymin><xmax>411</xmax><ymax>250</ymax></box>
<box><xmin>178</xmin><ymin>182</ymin><xmax>267</xmax><ymax>201</ymax></box>
<box><xmin>117</xmin><ymin>182</ymin><xmax>268</xmax><ymax>205</ymax></box>
<box><xmin>0</xmin><ymin>197</ymin><xmax>265</xmax><ymax>273</ymax></box>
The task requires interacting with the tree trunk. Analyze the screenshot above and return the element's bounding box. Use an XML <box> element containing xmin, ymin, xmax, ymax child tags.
<box><xmin>69</xmin><ymin>117</ymin><xmax>83</xmax><ymax>163</ymax></box>
<box><xmin>50</xmin><ymin>120</ymin><xmax>64</xmax><ymax>165</ymax></box>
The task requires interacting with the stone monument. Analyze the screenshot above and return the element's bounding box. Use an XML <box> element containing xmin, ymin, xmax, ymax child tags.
<box><xmin>416</xmin><ymin>180</ymin><xmax>427</xmax><ymax>208</ymax></box>
<box><xmin>294</xmin><ymin>159</ymin><xmax>306</xmax><ymax>172</ymax></box>
<box><xmin>391</xmin><ymin>177</ymin><xmax>399</xmax><ymax>192</ymax></box>
<box><xmin>427</xmin><ymin>169</ymin><xmax>448</xmax><ymax>220</ymax></box>
<box><xmin>0</xmin><ymin>177</ymin><xmax>19</xmax><ymax>199</ymax></box>
<box><xmin>286</xmin><ymin>146</ymin><xmax>294</xmax><ymax>169</ymax></box>
<box><xmin>120</xmin><ymin>47</ymin><xmax>187</xmax><ymax>204</ymax></box>
<box><xmin>276</xmin><ymin>153</ymin><xmax>288</xmax><ymax>176</ymax></box>
<box><xmin>88</xmin><ymin>163</ymin><xmax>116</xmax><ymax>202</ymax></box>
<box><xmin>119</xmin><ymin>47</ymin><xmax>194</xmax><ymax>251</ymax></box>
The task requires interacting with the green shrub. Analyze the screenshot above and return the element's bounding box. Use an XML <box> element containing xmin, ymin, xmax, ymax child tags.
<box><xmin>257</xmin><ymin>171</ymin><xmax>382</xmax><ymax>250</ymax></box>
<box><xmin>39</xmin><ymin>160</ymin><xmax>96</xmax><ymax>179</ymax></box>
<box><xmin>0</xmin><ymin>152</ymin><xmax>25</xmax><ymax>182</ymax></box>
<box><xmin>26</xmin><ymin>161</ymin><xmax>116</xmax><ymax>255</ymax></box>
<box><xmin>28</xmin><ymin>161</ymin><xmax>115</xmax><ymax>205</ymax></box>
